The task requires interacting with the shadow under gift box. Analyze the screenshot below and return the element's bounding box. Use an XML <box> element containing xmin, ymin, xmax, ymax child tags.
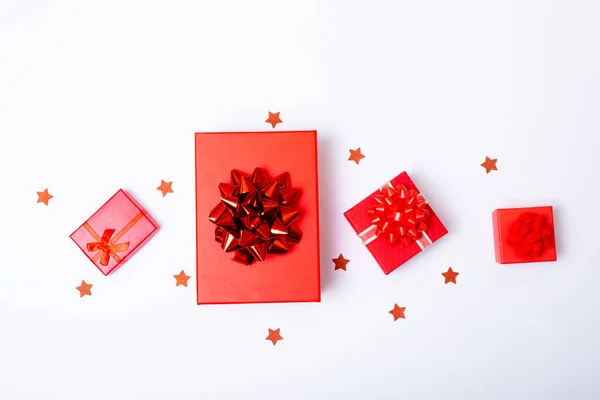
<box><xmin>344</xmin><ymin>172</ymin><xmax>448</xmax><ymax>275</ymax></box>
<box><xmin>492</xmin><ymin>206</ymin><xmax>557</xmax><ymax>264</ymax></box>
<box><xmin>70</xmin><ymin>190</ymin><xmax>159</xmax><ymax>276</ymax></box>
<box><xmin>195</xmin><ymin>131</ymin><xmax>321</xmax><ymax>305</ymax></box>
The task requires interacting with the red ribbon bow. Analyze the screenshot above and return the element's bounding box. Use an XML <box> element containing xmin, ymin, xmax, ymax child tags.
<box><xmin>366</xmin><ymin>183</ymin><xmax>430</xmax><ymax>245</ymax></box>
<box><xmin>506</xmin><ymin>212</ymin><xmax>553</xmax><ymax>259</ymax></box>
<box><xmin>208</xmin><ymin>168</ymin><xmax>302</xmax><ymax>265</ymax></box>
<box><xmin>86</xmin><ymin>229</ymin><xmax>130</xmax><ymax>266</ymax></box>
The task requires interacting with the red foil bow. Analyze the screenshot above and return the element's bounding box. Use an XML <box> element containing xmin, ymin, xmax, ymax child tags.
<box><xmin>506</xmin><ymin>212</ymin><xmax>553</xmax><ymax>259</ymax></box>
<box><xmin>208</xmin><ymin>168</ymin><xmax>302</xmax><ymax>265</ymax></box>
<box><xmin>363</xmin><ymin>183</ymin><xmax>430</xmax><ymax>245</ymax></box>
<box><xmin>86</xmin><ymin>229</ymin><xmax>130</xmax><ymax>266</ymax></box>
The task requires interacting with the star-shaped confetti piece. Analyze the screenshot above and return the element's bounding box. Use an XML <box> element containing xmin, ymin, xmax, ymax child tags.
<box><xmin>481</xmin><ymin>156</ymin><xmax>498</xmax><ymax>174</ymax></box>
<box><xmin>265</xmin><ymin>111</ymin><xmax>282</xmax><ymax>128</ymax></box>
<box><xmin>389</xmin><ymin>304</ymin><xmax>406</xmax><ymax>321</ymax></box>
<box><xmin>266</xmin><ymin>328</ymin><xmax>283</xmax><ymax>346</ymax></box>
<box><xmin>442</xmin><ymin>267</ymin><xmax>459</xmax><ymax>284</ymax></box>
<box><xmin>157</xmin><ymin>180</ymin><xmax>173</xmax><ymax>196</ymax></box>
<box><xmin>36</xmin><ymin>188</ymin><xmax>53</xmax><ymax>205</ymax></box>
<box><xmin>348</xmin><ymin>147</ymin><xmax>365</xmax><ymax>165</ymax></box>
<box><xmin>174</xmin><ymin>270</ymin><xmax>191</xmax><ymax>287</ymax></box>
<box><xmin>332</xmin><ymin>254</ymin><xmax>350</xmax><ymax>271</ymax></box>
<box><xmin>76</xmin><ymin>280</ymin><xmax>93</xmax><ymax>298</ymax></box>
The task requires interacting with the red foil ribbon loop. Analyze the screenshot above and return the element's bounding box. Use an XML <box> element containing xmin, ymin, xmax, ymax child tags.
<box><xmin>86</xmin><ymin>229</ymin><xmax>130</xmax><ymax>266</ymax></box>
<box><xmin>506</xmin><ymin>212</ymin><xmax>553</xmax><ymax>259</ymax></box>
<box><xmin>360</xmin><ymin>182</ymin><xmax>431</xmax><ymax>246</ymax></box>
<box><xmin>208</xmin><ymin>168</ymin><xmax>302</xmax><ymax>265</ymax></box>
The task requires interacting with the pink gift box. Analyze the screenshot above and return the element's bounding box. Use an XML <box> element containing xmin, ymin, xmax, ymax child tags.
<box><xmin>70</xmin><ymin>190</ymin><xmax>158</xmax><ymax>275</ymax></box>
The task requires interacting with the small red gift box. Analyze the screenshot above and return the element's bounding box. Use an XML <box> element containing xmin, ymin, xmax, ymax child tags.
<box><xmin>344</xmin><ymin>172</ymin><xmax>448</xmax><ymax>274</ymax></box>
<box><xmin>70</xmin><ymin>190</ymin><xmax>159</xmax><ymax>275</ymax></box>
<box><xmin>195</xmin><ymin>131</ymin><xmax>320</xmax><ymax>305</ymax></box>
<box><xmin>492</xmin><ymin>206</ymin><xmax>556</xmax><ymax>264</ymax></box>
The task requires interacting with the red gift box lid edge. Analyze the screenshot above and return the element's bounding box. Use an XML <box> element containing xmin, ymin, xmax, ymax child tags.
<box><xmin>197</xmin><ymin>296</ymin><xmax>321</xmax><ymax>305</ymax></box>
<box><xmin>492</xmin><ymin>205</ymin><xmax>553</xmax><ymax>213</ymax></box>
<box><xmin>492</xmin><ymin>209</ymin><xmax>503</xmax><ymax>264</ymax></box>
<box><xmin>195</xmin><ymin>130</ymin><xmax>317</xmax><ymax>136</ymax></box>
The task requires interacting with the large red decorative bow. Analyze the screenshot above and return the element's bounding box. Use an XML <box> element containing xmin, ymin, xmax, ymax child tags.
<box><xmin>366</xmin><ymin>183</ymin><xmax>430</xmax><ymax>245</ymax></box>
<box><xmin>208</xmin><ymin>168</ymin><xmax>302</xmax><ymax>265</ymax></box>
<box><xmin>506</xmin><ymin>213</ymin><xmax>553</xmax><ymax>259</ymax></box>
<box><xmin>86</xmin><ymin>229</ymin><xmax>130</xmax><ymax>266</ymax></box>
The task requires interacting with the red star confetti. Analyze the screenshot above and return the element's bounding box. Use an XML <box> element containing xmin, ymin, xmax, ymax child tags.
<box><xmin>174</xmin><ymin>270</ymin><xmax>191</xmax><ymax>287</ymax></box>
<box><xmin>442</xmin><ymin>267</ymin><xmax>459</xmax><ymax>284</ymax></box>
<box><xmin>332</xmin><ymin>254</ymin><xmax>350</xmax><ymax>271</ymax></box>
<box><xmin>481</xmin><ymin>156</ymin><xmax>498</xmax><ymax>174</ymax></box>
<box><xmin>157</xmin><ymin>180</ymin><xmax>173</xmax><ymax>196</ymax></box>
<box><xmin>348</xmin><ymin>148</ymin><xmax>365</xmax><ymax>165</ymax></box>
<box><xmin>36</xmin><ymin>188</ymin><xmax>53</xmax><ymax>205</ymax></box>
<box><xmin>76</xmin><ymin>280</ymin><xmax>93</xmax><ymax>298</ymax></box>
<box><xmin>389</xmin><ymin>304</ymin><xmax>406</xmax><ymax>321</ymax></box>
<box><xmin>265</xmin><ymin>111</ymin><xmax>282</xmax><ymax>128</ymax></box>
<box><xmin>265</xmin><ymin>328</ymin><xmax>283</xmax><ymax>346</ymax></box>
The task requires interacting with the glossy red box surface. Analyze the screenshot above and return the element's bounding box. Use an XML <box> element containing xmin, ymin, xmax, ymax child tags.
<box><xmin>195</xmin><ymin>131</ymin><xmax>321</xmax><ymax>305</ymax></box>
<box><xmin>492</xmin><ymin>206</ymin><xmax>557</xmax><ymax>264</ymax></box>
<box><xmin>344</xmin><ymin>172</ymin><xmax>448</xmax><ymax>274</ymax></box>
<box><xmin>70</xmin><ymin>190</ymin><xmax>158</xmax><ymax>275</ymax></box>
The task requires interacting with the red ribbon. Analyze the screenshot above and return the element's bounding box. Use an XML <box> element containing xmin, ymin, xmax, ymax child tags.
<box><xmin>83</xmin><ymin>212</ymin><xmax>142</xmax><ymax>267</ymax></box>
<box><xmin>366</xmin><ymin>183</ymin><xmax>430</xmax><ymax>245</ymax></box>
<box><xmin>506</xmin><ymin>212</ymin><xmax>553</xmax><ymax>259</ymax></box>
<box><xmin>208</xmin><ymin>168</ymin><xmax>302</xmax><ymax>265</ymax></box>
<box><xmin>86</xmin><ymin>229</ymin><xmax>130</xmax><ymax>266</ymax></box>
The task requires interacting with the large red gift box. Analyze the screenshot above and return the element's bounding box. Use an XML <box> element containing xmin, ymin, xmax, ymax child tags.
<box><xmin>492</xmin><ymin>206</ymin><xmax>557</xmax><ymax>264</ymax></box>
<box><xmin>70</xmin><ymin>190</ymin><xmax>159</xmax><ymax>275</ymax></box>
<box><xmin>195</xmin><ymin>131</ymin><xmax>320</xmax><ymax>305</ymax></box>
<box><xmin>344</xmin><ymin>172</ymin><xmax>448</xmax><ymax>274</ymax></box>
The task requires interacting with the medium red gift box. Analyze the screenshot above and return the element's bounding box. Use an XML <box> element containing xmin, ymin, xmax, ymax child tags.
<box><xmin>344</xmin><ymin>172</ymin><xmax>448</xmax><ymax>274</ymax></box>
<box><xmin>492</xmin><ymin>206</ymin><xmax>557</xmax><ymax>264</ymax></box>
<box><xmin>195</xmin><ymin>131</ymin><xmax>320</xmax><ymax>305</ymax></box>
<box><xmin>70</xmin><ymin>190</ymin><xmax>159</xmax><ymax>275</ymax></box>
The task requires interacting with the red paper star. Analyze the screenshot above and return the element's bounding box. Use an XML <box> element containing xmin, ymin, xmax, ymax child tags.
<box><xmin>265</xmin><ymin>328</ymin><xmax>283</xmax><ymax>345</ymax></box>
<box><xmin>348</xmin><ymin>148</ymin><xmax>365</xmax><ymax>165</ymax></box>
<box><xmin>174</xmin><ymin>270</ymin><xmax>191</xmax><ymax>287</ymax></box>
<box><xmin>265</xmin><ymin>111</ymin><xmax>282</xmax><ymax>128</ymax></box>
<box><xmin>442</xmin><ymin>267</ymin><xmax>459</xmax><ymax>284</ymax></box>
<box><xmin>36</xmin><ymin>188</ymin><xmax>53</xmax><ymax>205</ymax></box>
<box><xmin>332</xmin><ymin>254</ymin><xmax>350</xmax><ymax>271</ymax></box>
<box><xmin>76</xmin><ymin>280</ymin><xmax>93</xmax><ymax>298</ymax></box>
<box><xmin>157</xmin><ymin>180</ymin><xmax>173</xmax><ymax>196</ymax></box>
<box><xmin>389</xmin><ymin>304</ymin><xmax>406</xmax><ymax>321</ymax></box>
<box><xmin>481</xmin><ymin>156</ymin><xmax>498</xmax><ymax>174</ymax></box>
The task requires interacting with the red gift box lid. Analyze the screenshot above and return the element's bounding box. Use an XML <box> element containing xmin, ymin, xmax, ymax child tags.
<box><xmin>195</xmin><ymin>131</ymin><xmax>321</xmax><ymax>304</ymax></box>
<box><xmin>344</xmin><ymin>172</ymin><xmax>448</xmax><ymax>274</ymax></box>
<box><xmin>492</xmin><ymin>206</ymin><xmax>557</xmax><ymax>264</ymax></box>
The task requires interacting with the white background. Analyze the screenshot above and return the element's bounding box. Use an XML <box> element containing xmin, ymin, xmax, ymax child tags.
<box><xmin>1</xmin><ymin>1</ymin><xmax>599</xmax><ymax>399</ymax></box>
